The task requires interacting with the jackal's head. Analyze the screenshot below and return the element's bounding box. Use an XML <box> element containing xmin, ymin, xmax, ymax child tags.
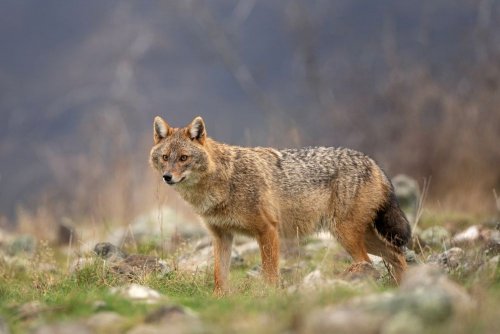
<box><xmin>149</xmin><ymin>116</ymin><xmax>210</xmax><ymax>186</ymax></box>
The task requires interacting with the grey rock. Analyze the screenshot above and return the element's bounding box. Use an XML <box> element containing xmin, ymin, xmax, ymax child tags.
<box><xmin>483</xmin><ymin>228</ymin><xmax>500</xmax><ymax>256</ymax></box>
<box><xmin>179</xmin><ymin>244</ymin><xmax>243</xmax><ymax>272</ymax></box>
<box><xmin>57</xmin><ymin>219</ymin><xmax>76</xmax><ymax>246</ymax></box>
<box><xmin>110</xmin><ymin>206</ymin><xmax>207</xmax><ymax>247</ymax></box>
<box><xmin>302</xmin><ymin>264</ymin><xmax>475</xmax><ymax>334</ymax></box>
<box><xmin>0</xmin><ymin>316</ymin><xmax>9</xmax><ymax>334</ymax></box>
<box><xmin>92</xmin><ymin>300</ymin><xmax>107</xmax><ymax>311</ymax></box>
<box><xmin>288</xmin><ymin>269</ymin><xmax>372</xmax><ymax>294</ymax></box>
<box><xmin>474</xmin><ymin>255</ymin><xmax>499</xmax><ymax>282</ymax></box>
<box><xmin>246</xmin><ymin>265</ymin><xmax>261</xmax><ymax>279</ymax></box>
<box><xmin>347</xmin><ymin>290</ymin><xmax>453</xmax><ymax>323</ymax></box>
<box><xmin>392</xmin><ymin>174</ymin><xmax>420</xmax><ymax>223</ymax></box>
<box><xmin>427</xmin><ymin>247</ymin><xmax>464</xmax><ymax>271</ymax></box>
<box><xmin>33</xmin><ymin>322</ymin><xmax>91</xmax><ymax>334</ymax></box>
<box><xmin>301</xmin><ymin>307</ymin><xmax>387</xmax><ymax>334</ymax></box>
<box><xmin>230</xmin><ymin>250</ymin><xmax>245</xmax><ymax>268</ymax></box>
<box><xmin>400</xmin><ymin>288</ymin><xmax>453</xmax><ymax>322</ymax></box>
<box><xmin>110</xmin><ymin>284</ymin><xmax>163</xmax><ymax>304</ymax></box>
<box><xmin>342</xmin><ymin>261</ymin><xmax>381</xmax><ymax>282</ymax></box>
<box><xmin>400</xmin><ymin>264</ymin><xmax>475</xmax><ymax>315</ymax></box>
<box><xmin>452</xmin><ymin>225</ymin><xmax>500</xmax><ymax>255</ymax></box>
<box><xmin>420</xmin><ymin>226</ymin><xmax>450</xmax><ymax>247</ymax></box>
<box><xmin>17</xmin><ymin>301</ymin><xmax>46</xmax><ymax>320</ymax></box>
<box><xmin>368</xmin><ymin>254</ymin><xmax>389</xmax><ymax>276</ymax></box>
<box><xmin>145</xmin><ymin>305</ymin><xmax>189</xmax><ymax>323</ymax></box>
<box><xmin>94</xmin><ymin>242</ymin><xmax>127</xmax><ymax>261</ymax></box>
<box><xmin>128</xmin><ymin>305</ymin><xmax>204</xmax><ymax>334</ymax></box>
<box><xmin>452</xmin><ymin>225</ymin><xmax>481</xmax><ymax>244</ymax></box>
<box><xmin>93</xmin><ymin>242</ymin><xmax>172</xmax><ymax>277</ymax></box>
<box><xmin>404</xmin><ymin>249</ymin><xmax>418</xmax><ymax>264</ymax></box>
<box><xmin>0</xmin><ymin>228</ymin><xmax>9</xmax><ymax>246</ymax></box>
<box><xmin>127</xmin><ymin>324</ymin><xmax>163</xmax><ymax>334</ymax></box>
<box><xmin>301</xmin><ymin>269</ymin><xmax>324</xmax><ymax>287</ymax></box>
<box><xmin>381</xmin><ymin>311</ymin><xmax>424</xmax><ymax>334</ymax></box>
<box><xmin>86</xmin><ymin>311</ymin><xmax>127</xmax><ymax>333</ymax></box>
<box><xmin>144</xmin><ymin>305</ymin><xmax>202</xmax><ymax>333</ymax></box>
<box><xmin>7</xmin><ymin>235</ymin><xmax>36</xmax><ymax>256</ymax></box>
<box><xmin>193</xmin><ymin>237</ymin><xmax>212</xmax><ymax>251</ymax></box>
<box><xmin>234</xmin><ymin>240</ymin><xmax>260</xmax><ymax>256</ymax></box>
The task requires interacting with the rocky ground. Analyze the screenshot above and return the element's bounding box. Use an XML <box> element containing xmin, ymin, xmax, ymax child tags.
<box><xmin>0</xmin><ymin>178</ymin><xmax>499</xmax><ymax>333</ymax></box>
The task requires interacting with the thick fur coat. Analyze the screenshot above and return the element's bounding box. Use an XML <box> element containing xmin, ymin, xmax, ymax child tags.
<box><xmin>150</xmin><ymin>116</ymin><xmax>411</xmax><ymax>293</ymax></box>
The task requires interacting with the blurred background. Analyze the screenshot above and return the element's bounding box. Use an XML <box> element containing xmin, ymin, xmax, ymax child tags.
<box><xmin>1</xmin><ymin>0</ymin><xmax>499</xmax><ymax>237</ymax></box>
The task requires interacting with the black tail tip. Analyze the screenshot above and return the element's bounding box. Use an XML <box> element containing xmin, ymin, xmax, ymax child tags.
<box><xmin>374</xmin><ymin>193</ymin><xmax>412</xmax><ymax>248</ymax></box>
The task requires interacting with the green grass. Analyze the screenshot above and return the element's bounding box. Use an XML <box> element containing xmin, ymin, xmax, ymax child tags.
<box><xmin>418</xmin><ymin>210</ymin><xmax>480</xmax><ymax>231</ymax></box>
<box><xmin>0</xmin><ymin>242</ymin><xmax>368</xmax><ymax>333</ymax></box>
<box><xmin>0</xmin><ymin>229</ymin><xmax>499</xmax><ymax>334</ymax></box>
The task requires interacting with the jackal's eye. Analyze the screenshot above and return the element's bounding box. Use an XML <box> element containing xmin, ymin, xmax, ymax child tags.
<box><xmin>179</xmin><ymin>155</ymin><xmax>188</xmax><ymax>162</ymax></box>
<box><xmin>162</xmin><ymin>154</ymin><xmax>169</xmax><ymax>161</ymax></box>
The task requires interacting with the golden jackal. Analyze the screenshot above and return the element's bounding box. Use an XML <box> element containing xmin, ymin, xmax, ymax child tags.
<box><xmin>150</xmin><ymin>116</ymin><xmax>411</xmax><ymax>293</ymax></box>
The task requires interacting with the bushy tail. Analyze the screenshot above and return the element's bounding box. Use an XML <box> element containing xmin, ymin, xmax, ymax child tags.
<box><xmin>367</xmin><ymin>190</ymin><xmax>411</xmax><ymax>283</ymax></box>
<box><xmin>374</xmin><ymin>191</ymin><xmax>411</xmax><ymax>248</ymax></box>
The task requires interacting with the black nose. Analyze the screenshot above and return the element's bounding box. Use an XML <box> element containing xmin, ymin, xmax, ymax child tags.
<box><xmin>163</xmin><ymin>173</ymin><xmax>172</xmax><ymax>183</ymax></box>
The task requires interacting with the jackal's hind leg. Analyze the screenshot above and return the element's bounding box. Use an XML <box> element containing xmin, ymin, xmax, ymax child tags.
<box><xmin>332</xmin><ymin>221</ymin><xmax>371</xmax><ymax>263</ymax></box>
<box><xmin>330</xmin><ymin>219</ymin><xmax>375</xmax><ymax>278</ymax></box>
<box><xmin>254</xmin><ymin>209</ymin><xmax>280</xmax><ymax>286</ymax></box>
<box><xmin>364</xmin><ymin>225</ymin><xmax>407</xmax><ymax>283</ymax></box>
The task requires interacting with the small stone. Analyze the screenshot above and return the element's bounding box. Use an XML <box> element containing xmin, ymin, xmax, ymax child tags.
<box><xmin>404</xmin><ymin>249</ymin><xmax>418</xmax><ymax>264</ymax></box>
<box><xmin>0</xmin><ymin>316</ymin><xmax>9</xmax><ymax>334</ymax></box>
<box><xmin>94</xmin><ymin>242</ymin><xmax>127</xmax><ymax>261</ymax></box>
<box><xmin>427</xmin><ymin>247</ymin><xmax>464</xmax><ymax>270</ymax></box>
<box><xmin>483</xmin><ymin>229</ymin><xmax>500</xmax><ymax>256</ymax></box>
<box><xmin>301</xmin><ymin>269</ymin><xmax>325</xmax><ymax>288</ymax></box>
<box><xmin>420</xmin><ymin>226</ymin><xmax>450</xmax><ymax>247</ymax></box>
<box><xmin>129</xmin><ymin>305</ymin><xmax>203</xmax><ymax>334</ymax></box>
<box><xmin>342</xmin><ymin>261</ymin><xmax>380</xmax><ymax>281</ymax></box>
<box><xmin>58</xmin><ymin>219</ymin><xmax>76</xmax><ymax>246</ymax></box>
<box><xmin>145</xmin><ymin>305</ymin><xmax>188</xmax><ymax>323</ymax></box>
<box><xmin>92</xmin><ymin>300</ymin><xmax>107</xmax><ymax>310</ymax></box>
<box><xmin>368</xmin><ymin>254</ymin><xmax>390</xmax><ymax>276</ymax></box>
<box><xmin>234</xmin><ymin>241</ymin><xmax>260</xmax><ymax>256</ymax></box>
<box><xmin>474</xmin><ymin>255</ymin><xmax>499</xmax><ymax>282</ymax></box>
<box><xmin>289</xmin><ymin>269</ymin><xmax>370</xmax><ymax>294</ymax></box>
<box><xmin>392</xmin><ymin>174</ymin><xmax>420</xmax><ymax>223</ymax></box>
<box><xmin>94</xmin><ymin>242</ymin><xmax>172</xmax><ymax>278</ymax></box>
<box><xmin>193</xmin><ymin>237</ymin><xmax>212</xmax><ymax>251</ymax></box>
<box><xmin>114</xmin><ymin>206</ymin><xmax>207</xmax><ymax>248</ymax></box>
<box><xmin>400</xmin><ymin>264</ymin><xmax>475</xmax><ymax>315</ymax></box>
<box><xmin>127</xmin><ymin>324</ymin><xmax>162</xmax><ymax>334</ymax></box>
<box><xmin>230</xmin><ymin>249</ymin><xmax>245</xmax><ymax>267</ymax></box>
<box><xmin>86</xmin><ymin>312</ymin><xmax>127</xmax><ymax>332</ymax></box>
<box><xmin>403</xmin><ymin>288</ymin><xmax>453</xmax><ymax>322</ymax></box>
<box><xmin>246</xmin><ymin>265</ymin><xmax>261</xmax><ymax>279</ymax></box>
<box><xmin>7</xmin><ymin>235</ymin><xmax>36</xmax><ymax>256</ymax></box>
<box><xmin>452</xmin><ymin>225</ymin><xmax>481</xmax><ymax>244</ymax></box>
<box><xmin>33</xmin><ymin>322</ymin><xmax>91</xmax><ymax>334</ymax></box>
<box><xmin>110</xmin><ymin>284</ymin><xmax>163</xmax><ymax>304</ymax></box>
<box><xmin>301</xmin><ymin>307</ymin><xmax>387</xmax><ymax>334</ymax></box>
<box><xmin>17</xmin><ymin>301</ymin><xmax>45</xmax><ymax>320</ymax></box>
<box><xmin>381</xmin><ymin>311</ymin><xmax>424</xmax><ymax>334</ymax></box>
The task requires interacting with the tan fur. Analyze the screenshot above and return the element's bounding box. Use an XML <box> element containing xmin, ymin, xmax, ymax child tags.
<box><xmin>150</xmin><ymin>116</ymin><xmax>411</xmax><ymax>293</ymax></box>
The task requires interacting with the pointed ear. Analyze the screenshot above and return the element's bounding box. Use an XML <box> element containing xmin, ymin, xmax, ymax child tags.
<box><xmin>153</xmin><ymin>116</ymin><xmax>171</xmax><ymax>144</ymax></box>
<box><xmin>187</xmin><ymin>116</ymin><xmax>206</xmax><ymax>144</ymax></box>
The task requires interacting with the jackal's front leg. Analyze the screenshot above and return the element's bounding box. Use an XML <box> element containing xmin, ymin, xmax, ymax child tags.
<box><xmin>256</xmin><ymin>224</ymin><xmax>280</xmax><ymax>286</ymax></box>
<box><xmin>210</xmin><ymin>227</ymin><xmax>234</xmax><ymax>296</ymax></box>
